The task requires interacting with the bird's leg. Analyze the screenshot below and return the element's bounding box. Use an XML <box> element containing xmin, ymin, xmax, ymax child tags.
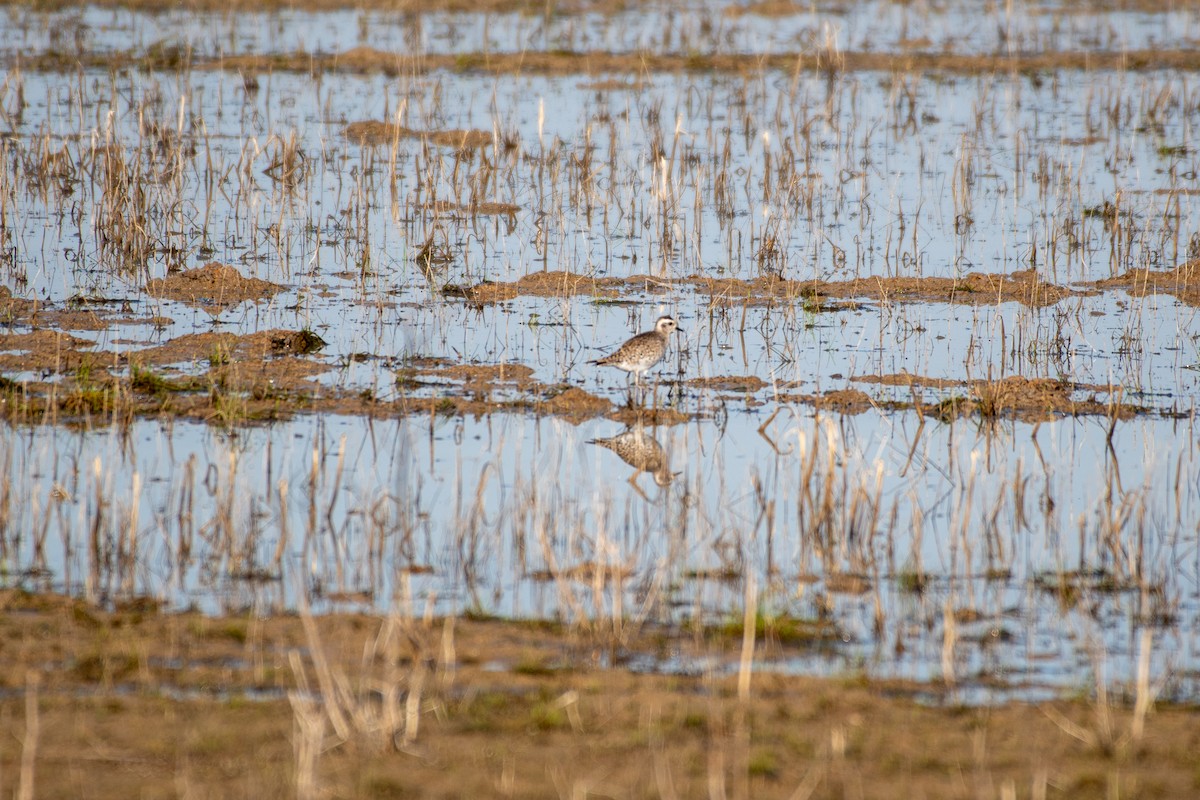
<box><xmin>627</xmin><ymin>470</ymin><xmax>651</xmax><ymax>502</ymax></box>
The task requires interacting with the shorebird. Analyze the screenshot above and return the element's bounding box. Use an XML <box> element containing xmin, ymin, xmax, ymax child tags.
<box><xmin>589</xmin><ymin>427</ymin><xmax>677</xmax><ymax>498</ymax></box>
<box><xmin>589</xmin><ymin>315</ymin><xmax>682</xmax><ymax>387</ymax></box>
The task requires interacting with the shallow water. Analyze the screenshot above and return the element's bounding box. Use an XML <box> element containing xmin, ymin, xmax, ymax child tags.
<box><xmin>2</xmin><ymin>408</ymin><xmax>1197</xmax><ymax>702</ymax></box>
<box><xmin>7</xmin><ymin>64</ymin><xmax>1200</xmax><ymax>399</ymax></box>
<box><xmin>3</xmin><ymin>2</ymin><xmax>1199</xmax><ymax>61</ymax></box>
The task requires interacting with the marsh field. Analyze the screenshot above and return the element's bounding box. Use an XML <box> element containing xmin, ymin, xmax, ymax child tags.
<box><xmin>2</xmin><ymin>0</ymin><xmax>1200</xmax><ymax>796</ymax></box>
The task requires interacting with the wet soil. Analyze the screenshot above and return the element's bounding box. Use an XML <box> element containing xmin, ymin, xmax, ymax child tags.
<box><xmin>0</xmin><ymin>589</ymin><xmax>1195</xmax><ymax>800</ymax></box>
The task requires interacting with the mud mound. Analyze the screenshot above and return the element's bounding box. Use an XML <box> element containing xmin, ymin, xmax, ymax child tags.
<box><xmin>0</xmin><ymin>286</ymin><xmax>40</xmax><ymax>320</ymax></box>
<box><xmin>778</xmin><ymin>388</ymin><xmax>879</xmax><ymax>414</ymax></box>
<box><xmin>428</xmin><ymin>200</ymin><xmax>520</xmax><ymax>216</ymax></box>
<box><xmin>0</xmin><ymin>330</ymin><xmax>101</xmax><ymax>373</ymax></box>
<box><xmin>445</xmin><ymin>270</ymin><xmax>626</xmax><ymax>304</ymax></box>
<box><xmin>695</xmin><ymin>269</ymin><xmax>1074</xmax><ymax>307</ymax></box>
<box><xmin>964</xmin><ymin>375</ymin><xmax>1136</xmax><ymax>422</ymax></box>
<box><xmin>688</xmin><ymin>375</ymin><xmax>768</xmax><ymax>393</ymax></box>
<box><xmin>344</xmin><ymin>120</ymin><xmax>494</xmax><ymax>149</ymax></box>
<box><xmin>208</xmin><ymin>356</ymin><xmax>330</xmax><ymax>394</ymax></box>
<box><xmin>1085</xmin><ymin>260</ymin><xmax>1200</xmax><ymax>306</ymax></box>
<box><xmin>854</xmin><ymin>373</ymin><xmax>963</xmax><ymax>389</ymax></box>
<box><xmin>439</xmin><ymin>363</ymin><xmax>537</xmax><ymax>393</ymax></box>
<box><xmin>537</xmin><ymin>386</ymin><xmax>611</xmax><ymax>420</ymax></box>
<box><xmin>145</xmin><ymin>263</ymin><xmax>285</xmax><ymax>306</ymax></box>
<box><xmin>132</xmin><ymin>329</ymin><xmax>323</xmax><ymax>365</ymax></box>
<box><xmin>609</xmin><ymin>406</ymin><xmax>690</xmax><ymax>426</ymax></box>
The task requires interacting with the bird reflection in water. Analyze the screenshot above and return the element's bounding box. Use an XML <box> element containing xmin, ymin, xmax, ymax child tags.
<box><xmin>587</xmin><ymin>426</ymin><xmax>677</xmax><ymax>499</ymax></box>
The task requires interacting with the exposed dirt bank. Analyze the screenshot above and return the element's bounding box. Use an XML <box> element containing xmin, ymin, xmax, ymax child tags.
<box><xmin>0</xmin><ymin>589</ymin><xmax>1193</xmax><ymax>799</ymax></box>
<box><xmin>18</xmin><ymin>45</ymin><xmax>1200</xmax><ymax>77</ymax></box>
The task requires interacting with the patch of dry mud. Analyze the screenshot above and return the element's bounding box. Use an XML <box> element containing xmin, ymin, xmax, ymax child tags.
<box><xmin>145</xmin><ymin>262</ymin><xmax>286</xmax><ymax>306</ymax></box>
<box><xmin>0</xmin><ymin>288</ymin><xmax>165</xmax><ymax>333</ymax></box>
<box><xmin>392</xmin><ymin>363</ymin><xmax>613</xmax><ymax>421</ymax></box>
<box><xmin>576</xmin><ymin>79</ymin><xmax>645</xmax><ymax>91</ymax></box>
<box><xmin>0</xmin><ymin>327</ymin><xmax>337</xmax><ymax>424</ymax></box>
<box><xmin>208</xmin><ymin>356</ymin><xmax>331</xmax><ymax>394</ymax></box>
<box><xmin>439</xmin><ymin>363</ymin><xmax>536</xmax><ymax>385</ymax></box>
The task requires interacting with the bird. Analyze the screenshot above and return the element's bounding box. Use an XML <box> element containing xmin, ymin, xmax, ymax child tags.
<box><xmin>588</xmin><ymin>315</ymin><xmax>682</xmax><ymax>387</ymax></box>
<box><xmin>588</xmin><ymin>427</ymin><xmax>677</xmax><ymax>496</ymax></box>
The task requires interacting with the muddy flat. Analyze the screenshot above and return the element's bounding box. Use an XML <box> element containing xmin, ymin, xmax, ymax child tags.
<box><xmin>0</xmin><ymin>591</ymin><xmax>1195</xmax><ymax>799</ymax></box>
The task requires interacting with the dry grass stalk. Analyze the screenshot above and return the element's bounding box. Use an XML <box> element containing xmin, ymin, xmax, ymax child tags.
<box><xmin>1043</xmin><ymin>629</ymin><xmax>1162</xmax><ymax>757</ymax></box>
<box><xmin>18</xmin><ymin>670</ymin><xmax>39</xmax><ymax>800</ymax></box>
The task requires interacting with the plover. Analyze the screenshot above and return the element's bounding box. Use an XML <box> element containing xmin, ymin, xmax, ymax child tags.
<box><xmin>589</xmin><ymin>315</ymin><xmax>682</xmax><ymax>387</ymax></box>
<box><xmin>589</xmin><ymin>427</ymin><xmax>677</xmax><ymax>492</ymax></box>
